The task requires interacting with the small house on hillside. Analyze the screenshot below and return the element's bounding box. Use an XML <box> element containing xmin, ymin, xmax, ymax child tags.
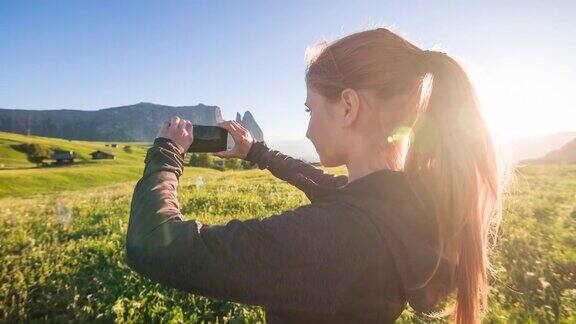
<box><xmin>90</xmin><ymin>150</ymin><xmax>116</xmax><ymax>160</ymax></box>
<box><xmin>51</xmin><ymin>151</ymin><xmax>75</xmax><ymax>165</ymax></box>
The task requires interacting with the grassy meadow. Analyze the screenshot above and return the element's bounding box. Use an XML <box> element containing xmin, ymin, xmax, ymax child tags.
<box><xmin>0</xmin><ymin>131</ymin><xmax>575</xmax><ymax>323</ymax></box>
<box><xmin>0</xmin><ymin>131</ymin><xmax>150</xmax><ymax>198</ymax></box>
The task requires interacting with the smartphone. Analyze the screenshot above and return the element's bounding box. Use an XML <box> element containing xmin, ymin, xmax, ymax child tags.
<box><xmin>187</xmin><ymin>125</ymin><xmax>228</xmax><ymax>153</ymax></box>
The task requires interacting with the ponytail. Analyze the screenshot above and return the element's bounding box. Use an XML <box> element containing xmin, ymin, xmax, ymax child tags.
<box><xmin>405</xmin><ymin>50</ymin><xmax>500</xmax><ymax>324</ymax></box>
<box><xmin>304</xmin><ymin>28</ymin><xmax>504</xmax><ymax>324</ymax></box>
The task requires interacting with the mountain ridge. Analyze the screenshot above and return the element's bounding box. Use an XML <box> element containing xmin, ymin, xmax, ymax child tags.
<box><xmin>0</xmin><ymin>102</ymin><xmax>264</xmax><ymax>143</ymax></box>
<box><xmin>522</xmin><ymin>137</ymin><xmax>576</xmax><ymax>164</ymax></box>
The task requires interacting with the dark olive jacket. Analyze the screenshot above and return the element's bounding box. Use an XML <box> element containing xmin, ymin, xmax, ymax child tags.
<box><xmin>125</xmin><ymin>137</ymin><xmax>455</xmax><ymax>324</ymax></box>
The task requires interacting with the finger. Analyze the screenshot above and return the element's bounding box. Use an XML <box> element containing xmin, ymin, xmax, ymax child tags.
<box><xmin>170</xmin><ymin>115</ymin><xmax>181</xmax><ymax>129</ymax></box>
<box><xmin>217</xmin><ymin>120</ymin><xmax>233</xmax><ymax>131</ymax></box>
<box><xmin>228</xmin><ymin>121</ymin><xmax>240</xmax><ymax>134</ymax></box>
<box><xmin>228</xmin><ymin>123</ymin><xmax>246</xmax><ymax>144</ymax></box>
<box><xmin>231</xmin><ymin>120</ymin><xmax>247</xmax><ymax>133</ymax></box>
<box><xmin>178</xmin><ymin>119</ymin><xmax>187</xmax><ymax>131</ymax></box>
<box><xmin>157</xmin><ymin>121</ymin><xmax>170</xmax><ymax>136</ymax></box>
<box><xmin>218</xmin><ymin>121</ymin><xmax>240</xmax><ymax>138</ymax></box>
<box><xmin>218</xmin><ymin>121</ymin><xmax>245</xmax><ymax>144</ymax></box>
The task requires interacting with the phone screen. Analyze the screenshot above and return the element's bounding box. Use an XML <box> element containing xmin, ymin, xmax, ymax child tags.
<box><xmin>187</xmin><ymin>125</ymin><xmax>228</xmax><ymax>153</ymax></box>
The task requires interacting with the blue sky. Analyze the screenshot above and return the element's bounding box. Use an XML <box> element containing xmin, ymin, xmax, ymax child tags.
<box><xmin>1</xmin><ymin>0</ymin><xmax>575</xmax><ymax>148</ymax></box>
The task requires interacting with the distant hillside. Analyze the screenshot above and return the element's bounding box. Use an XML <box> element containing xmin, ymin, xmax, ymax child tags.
<box><xmin>0</xmin><ymin>130</ymin><xmax>336</xmax><ymax>198</ymax></box>
<box><xmin>510</xmin><ymin>132</ymin><xmax>576</xmax><ymax>162</ymax></box>
<box><xmin>0</xmin><ymin>130</ymin><xmax>150</xmax><ymax>197</ymax></box>
<box><xmin>269</xmin><ymin>132</ymin><xmax>576</xmax><ymax>165</ymax></box>
<box><xmin>0</xmin><ymin>130</ymin><xmax>149</xmax><ymax>169</ymax></box>
<box><xmin>522</xmin><ymin>137</ymin><xmax>576</xmax><ymax>164</ymax></box>
<box><xmin>0</xmin><ymin>102</ymin><xmax>264</xmax><ymax>143</ymax></box>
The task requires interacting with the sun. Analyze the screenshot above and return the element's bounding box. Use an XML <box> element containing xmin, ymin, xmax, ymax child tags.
<box><xmin>465</xmin><ymin>56</ymin><xmax>575</xmax><ymax>140</ymax></box>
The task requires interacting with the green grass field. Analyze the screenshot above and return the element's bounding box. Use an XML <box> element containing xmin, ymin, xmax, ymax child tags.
<box><xmin>0</xmin><ymin>131</ymin><xmax>575</xmax><ymax>323</ymax></box>
<box><xmin>0</xmin><ymin>131</ymin><xmax>151</xmax><ymax>198</ymax></box>
<box><xmin>0</xmin><ymin>131</ymin><xmax>150</xmax><ymax>168</ymax></box>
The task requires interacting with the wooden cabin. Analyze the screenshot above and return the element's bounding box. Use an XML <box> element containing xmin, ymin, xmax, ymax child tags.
<box><xmin>51</xmin><ymin>151</ymin><xmax>75</xmax><ymax>165</ymax></box>
<box><xmin>90</xmin><ymin>150</ymin><xmax>116</xmax><ymax>160</ymax></box>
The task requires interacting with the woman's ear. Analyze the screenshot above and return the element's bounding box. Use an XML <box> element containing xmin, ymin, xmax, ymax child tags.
<box><xmin>340</xmin><ymin>88</ymin><xmax>361</xmax><ymax>128</ymax></box>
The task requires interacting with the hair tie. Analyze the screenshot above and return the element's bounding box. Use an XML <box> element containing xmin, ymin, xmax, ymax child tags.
<box><xmin>416</xmin><ymin>50</ymin><xmax>446</xmax><ymax>75</ymax></box>
<box><xmin>416</xmin><ymin>50</ymin><xmax>433</xmax><ymax>75</ymax></box>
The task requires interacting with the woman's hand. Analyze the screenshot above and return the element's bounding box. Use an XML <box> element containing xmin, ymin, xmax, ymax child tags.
<box><xmin>156</xmin><ymin>115</ymin><xmax>194</xmax><ymax>155</ymax></box>
<box><xmin>213</xmin><ymin>120</ymin><xmax>254</xmax><ymax>159</ymax></box>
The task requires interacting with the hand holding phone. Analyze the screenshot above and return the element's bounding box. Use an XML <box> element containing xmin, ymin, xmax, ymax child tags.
<box><xmin>212</xmin><ymin>120</ymin><xmax>255</xmax><ymax>159</ymax></box>
<box><xmin>156</xmin><ymin>116</ymin><xmax>255</xmax><ymax>156</ymax></box>
<box><xmin>156</xmin><ymin>115</ymin><xmax>194</xmax><ymax>154</ymax></box>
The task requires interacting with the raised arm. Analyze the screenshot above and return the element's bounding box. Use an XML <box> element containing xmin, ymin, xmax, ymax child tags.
<box><xmin>125</xmin><ymin>137</ymin><xmax>369</xmax><ymax>314</ymax></box>
<box><xmin>244</xmin><ymin>140</ymin><xmax>348</xmax><ymax>189</ymax></box>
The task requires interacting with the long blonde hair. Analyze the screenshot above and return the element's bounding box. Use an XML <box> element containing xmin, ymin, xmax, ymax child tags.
<box><xmin>305</xmin><ymin>27</ymin><xmax>506</xmax><ymax>323</ymax></box>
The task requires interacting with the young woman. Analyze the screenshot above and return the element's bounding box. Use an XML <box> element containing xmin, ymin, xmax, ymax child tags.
<box><xmin>126</xmin><ymin>27</ymin><xmax>503</xmax><ymax>323</ymax></box>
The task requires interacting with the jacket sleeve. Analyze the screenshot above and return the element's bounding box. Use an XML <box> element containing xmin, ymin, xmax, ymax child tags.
<box><xmin>244</xmin><ymin>140</ymin><xmax>348</xmax><ymax>189</ymax></box>
<box><xmin>125</xmin><ymin>137</ymin><xmax>360</xmax><ymax>313</ymax></box>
